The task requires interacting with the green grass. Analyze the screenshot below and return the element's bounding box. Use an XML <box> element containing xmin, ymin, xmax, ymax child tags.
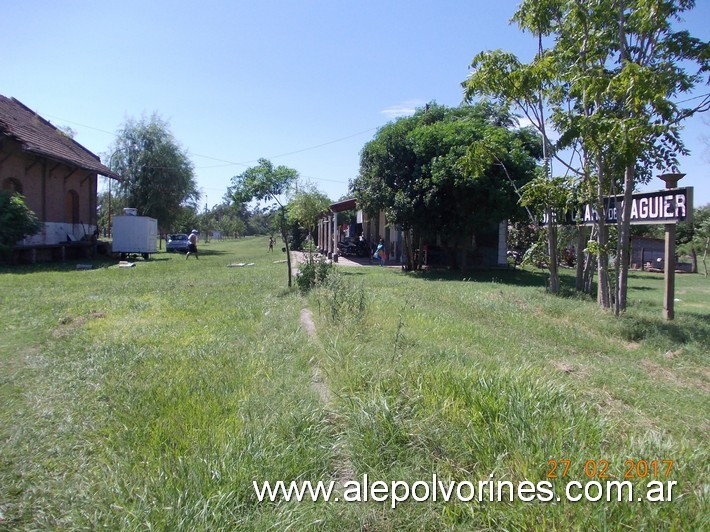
<box><xmin>1</xmin><ymin>239</ymin><xmax>708</xmax><ymax>530</ymax></box>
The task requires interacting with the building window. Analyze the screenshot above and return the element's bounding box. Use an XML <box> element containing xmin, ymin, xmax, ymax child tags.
<box><xmin>2</xmin><ymin>177</ymin><xmax>23</xmax><ymax>194</ymax></box>
<box><xmin>65</xmin><ymin>190</ymin><xmax>80</xmax><ymax>224</ymax></box>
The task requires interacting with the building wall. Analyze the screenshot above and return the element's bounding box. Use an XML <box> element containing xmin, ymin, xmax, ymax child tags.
<box><xmin>1</xmin><ymin>138</ymin><xmax>98</xmax><ymax>244</ymax></box>
<box><xmin>319</xmin><ymin>207</ymin><xmax>507</xmax><ymax>268</ymax></box>
<box><xmin>631</xmin><ymin>237</ymin><xmax>665</xmax><ymax>269</ymax></box>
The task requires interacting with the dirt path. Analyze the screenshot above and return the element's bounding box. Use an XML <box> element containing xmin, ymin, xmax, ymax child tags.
<box><xmin>300</xmin><ymin>309</ymin><xmax>331</xmax><ymax>404</ymax></box>
<box><xmin>299</xmin><ymin>307</ymin><xmax>356</xmax><ymax>487</ymax></box>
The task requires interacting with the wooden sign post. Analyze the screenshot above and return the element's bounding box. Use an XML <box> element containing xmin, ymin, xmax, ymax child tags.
<box><xmin>658</xmin><ymin>173</ymin><xmax>685</xmax><ymax>321</ymax></box>
<box><xmin>541</xmin><ymin>177</ymin><xmax>692</xmax><ymax>320</ymax></box>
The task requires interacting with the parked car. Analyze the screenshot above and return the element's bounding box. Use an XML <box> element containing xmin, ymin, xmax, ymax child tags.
<box><xmin>166</xmin><ymin>233</ymin><xmax>189</xmax><ymax>253</ymax></box>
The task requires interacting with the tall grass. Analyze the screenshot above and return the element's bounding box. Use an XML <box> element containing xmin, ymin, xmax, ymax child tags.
<box><xmin>307</xmin><ymin>267</ymin><xmax>709</xmax><ymax>529</ymax></box>
<box><xmin>1</xmin><ymin>240</ymin><xmax>708</xmax><ymax>529</ymax></box>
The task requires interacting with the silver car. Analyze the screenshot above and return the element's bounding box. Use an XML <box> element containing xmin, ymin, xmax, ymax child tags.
<box><xmin>166</xmin><ymin>233</ymin><xmax>189</xmax><ymax>253</ymax></box>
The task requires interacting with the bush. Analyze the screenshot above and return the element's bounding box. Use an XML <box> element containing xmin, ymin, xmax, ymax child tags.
<box><xmin>0</xmin><ymin>191</ymin><xmax>42</xmax><ymax>256</ymax></box>
<box><xmin>295</xmin><ymin>256</ymin><xmax>333</xmax><ymax>293</ymax></box>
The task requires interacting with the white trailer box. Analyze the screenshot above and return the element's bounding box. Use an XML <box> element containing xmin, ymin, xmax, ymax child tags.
<box><xmin>112</xmin><ymin>216</ymin><xmax>158</xmax><ymax>259</ymax></box>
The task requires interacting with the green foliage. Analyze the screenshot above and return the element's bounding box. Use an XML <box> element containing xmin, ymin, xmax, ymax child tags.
<box><xmin>229</xmin><ymin>159</ymin><xmax>300</xmax><ymax>286</ymax></box>
<box><xmin>464</xmin><ymin>0</ymin><xmax>709</xmax><ymax>309</ymax></box>
<box><xmin>295</xmin><ymin>256</ymin><xmax>334</xmax><ymax>293</ymax></box>
<box><xmin>0</xmin><ymin>191</ymin><xmax>42</xmax><ymax>255</ymax></box>
<box><xmin>520</xmin><ymin>175</ymin><xmax>576</xmax><ymax>217</ymax></box>
<box><xmin>109</xmin><ymin>114</ymin><xmax>199</xmax><ymax>233</ymax></box>
<box><xmin>287</xmin><ymin>184</ymin><xmax>331</xmax><ymax>238</ymax></box>
<box><xmin>678</xmin><ymin>204</ymin><xmax>710</xmax><ymax>250</ymax></box>
<box><xmin>352</xmin><ymin>102</ymin><xmax>542</xmax><ymax>261</ymax></box>
<box><xmin>171</xmin><ymin>205</ymin><xmax>200</xmax><ymax>234</ymax></box>
<box><xmin>197</xmin><ymin>203</ymin><xmax>248</xmax><ymax>238</ymax></box>
<box><xmin>521</xmin><ymin>237</ymin><xmax>548</xmax><ymax>269</ymax></box>
<box><xmin>507</xmin><ymin>221</ymin><xmax>539</xmax><ymax>255</ymax></box>
<box><xmin>228</xmin><ymin>158</ymin><xmax>298</xmax><ymax>206</ymax></box>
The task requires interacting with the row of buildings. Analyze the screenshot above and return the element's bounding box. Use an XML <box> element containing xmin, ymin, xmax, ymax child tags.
<box><xmin>1</xmin><ymin>94</ymin><xmax>671</xmax><ymax>270</ymax></box>
<box><xmin>1</xmin><ymin>94</ymin><xmax>511</xmax><ymax>268</ymax></box>
<box><xmin>316</xmin><ymin>198</ymin><xmax>509</xmax><ymax>268</ymax></box>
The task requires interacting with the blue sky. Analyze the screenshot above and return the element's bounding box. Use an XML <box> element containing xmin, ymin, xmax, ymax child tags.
<box><xmin>4</xmin><ymin>0</ymin><xmax>709</xmax><ymax>208</ymax></box>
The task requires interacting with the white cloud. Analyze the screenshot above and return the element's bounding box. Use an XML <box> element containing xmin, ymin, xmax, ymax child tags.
<box><xmin>380</xmin><ymin>99</ymin><xmax>426</xmax><ymax>118</ymax></box>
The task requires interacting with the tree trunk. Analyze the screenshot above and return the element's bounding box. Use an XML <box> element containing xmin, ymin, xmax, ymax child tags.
<box><xmin>595</xmin><ymin>155</ymin><xmax>611</xmax><ymax>309</ymax></box>
<box><xmin>583</xmin><ymin>225</ymin><xmax>597</xmax><ymax>294</ymax></box>
<box><xmin>547</xmin><ymin>212</ymin><xmax>560</xmax><ymax>293</ymax></box>
<box><xmin>596</xmin><ymin>211</ymin><xmax>611</xmax><ymax>308</ymax></box>
<box><xmin>690</xmin><ymin>247</ymin><xmax>697</xmax><ymax>274</ymax></box>
<box><xmin>281</xmin><ymin>208</ymin><xmax>292</xmax><ymax>287</ymax></box>
<box><xmin>575</xmin><ymin>225</ymin><xmax>586</xmax><ymax>292</ymax></box>
<box><xmin>403</xmin><ymin>228</ymin><xmax>414</xmax><ymax>271</ymax></box>
<box><xmin>584</xmin><ymin>253</ymin><xmax>596</xmax><ymax>294</ymax></box>
<box><xmin>598</xmin><ymin>250</ymin><xmax>611</xmax><ymax>308</ymax></box>
<box><xmin>615</xmin><ymin>164</ymin><xmax>634</xmax><ymax>315</ymax></box>
<box><xmin>703</xmin><ymin>237</ymin><xmax>709</xmax><ymax>278</ymax></box>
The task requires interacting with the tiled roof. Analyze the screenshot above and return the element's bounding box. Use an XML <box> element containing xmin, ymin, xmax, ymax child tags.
<box><xmin>0</xmin><ymin>95</ymin><xmax>120</xmax><ymax>179</ymax></box>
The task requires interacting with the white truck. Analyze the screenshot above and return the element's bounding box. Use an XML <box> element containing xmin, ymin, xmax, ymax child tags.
<box><xmin>111</xmin><ymin>213</ymin><xmax>158</xmax><ymax>260</ymax></box>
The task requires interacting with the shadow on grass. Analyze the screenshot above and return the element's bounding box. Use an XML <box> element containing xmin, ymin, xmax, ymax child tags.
<box><xmin>190</xmin><ymin>248</ymin><xmax>230</xmax><ymax>256</ymax></box>
<box><xmin>0</xmin><ymin>257</ymin><xmax>121</xmax><ymax>274</ymax></box>
<box><xmin>409</xmin><ymin>266</ymin><xmax>551</xmax><ymax>289</ymax></box>
<box><xmin>617</xmin><ymin>313</ymin><xmax>710</xmax><ymax>348</ymax></box>
<box><xmin>400</xmin><ymin>265</ymin><xmax>604</xmax><ymax>303</ymax></box>
<box><xmin>338</xmin><ymin>270</ymin><xmax>368</xmax><ymax>277</ymax></box>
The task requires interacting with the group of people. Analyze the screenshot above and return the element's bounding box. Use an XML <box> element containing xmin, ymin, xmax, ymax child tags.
<box><xmin>185</xmin><ymin>232</ymin><xmax>388</xmax><ymax>266</ymax></box>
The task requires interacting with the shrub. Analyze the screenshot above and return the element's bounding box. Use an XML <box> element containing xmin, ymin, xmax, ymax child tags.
<box><xmin>295</xmin><ymin>256</ymin><xmax>333</xmax><ymax>293</ymax></box>
<box><xmin>0</xmin><ymin>191</ymin><xmax>42</xmax><ymax>256</ymax></box>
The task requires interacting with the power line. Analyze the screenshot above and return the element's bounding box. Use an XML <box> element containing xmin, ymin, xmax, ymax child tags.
<box><xmin>40</xmin><ymin>111</ymin><xmax>368</xmax><ymax>190</ymax></box>
<box><xmin>675</xmin><ymin>92</ymin><xmax>710</xmax><ymax>105</ymax></box>
<box><xmin>41</xmin><ymin>113</ymin><xmax>116</xmax><ymax>136</ymax></box>
<box><xmin>191</xmin><ymin>127</ymin><xmax>377</xmax><ymax>169</ymax></box>
<box><xmin>264</xmin><ymin>127</ymin><xmax>377</xmax><ymax>159</ymax></box>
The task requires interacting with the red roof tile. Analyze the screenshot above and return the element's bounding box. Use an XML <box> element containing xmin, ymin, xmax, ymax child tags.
<box><xmin>0</xmin><ymin>95</ymin><xmax>120</xmax><ymax>179</ymax></box>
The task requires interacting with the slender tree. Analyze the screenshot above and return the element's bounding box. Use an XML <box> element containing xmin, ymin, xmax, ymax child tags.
<box><xmin>229</xmin><ymin>159</ymin><xmax>299</xmax><ymax>287</ymax></box>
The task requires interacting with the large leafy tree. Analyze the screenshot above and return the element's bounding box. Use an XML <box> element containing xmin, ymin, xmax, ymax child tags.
<box><xmin>108</xmin><ymin>114</ymin><xmax>200</xmax><ymax>234</ymax></box>
<box><xmin>352</xmin><ymin>102</ymin><xmax>541</xmax><ymax>270</ymax></box>
<box><xmin>465</xmin><ymin>0</ymin><xmax>709</xmax><ymax>311</ymax></box>
<box><xmin>228</xmin><ymin>159</ymin><xmax>299</xmax><ymax>286</ymax></box>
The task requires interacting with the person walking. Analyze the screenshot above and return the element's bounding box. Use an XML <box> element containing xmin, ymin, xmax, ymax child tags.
<box><xmin>186</xmin><ymin>229</ymin><xmax>199</xmax><ymax>259</ymax></box>
<box><xmin>268</xmin><ymin>236</ymin><xmax>274</xmax><ymax>253</ymax></box>
<box><xmin>373</xmin><ymin>238</ymin><xmax>386</xmax><ymax>266</ymax></box>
